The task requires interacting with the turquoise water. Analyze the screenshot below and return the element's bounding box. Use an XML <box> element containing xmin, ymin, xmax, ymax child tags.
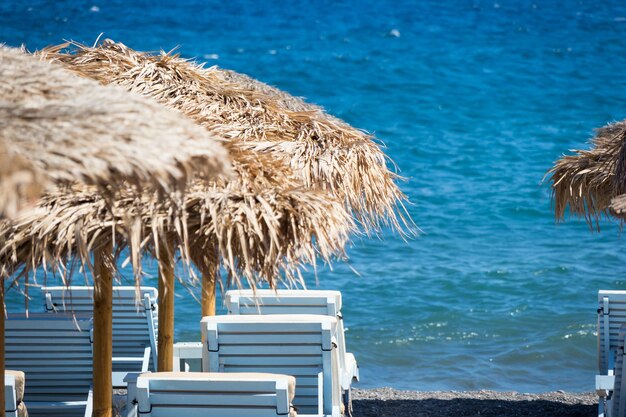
<box><xmin>3</xmin><ymin>0</ymin><xmax>626</xmax><ymax>392</ymax></box>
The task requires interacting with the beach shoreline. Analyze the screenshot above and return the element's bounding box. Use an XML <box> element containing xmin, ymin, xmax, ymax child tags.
<box><xmin>352</xmin><ymin>387</ymin><xmax>596</xmax><ymax>417</ymax></box>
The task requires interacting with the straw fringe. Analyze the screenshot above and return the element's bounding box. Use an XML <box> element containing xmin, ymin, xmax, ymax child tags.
<box><xmin>548</xmin><ymin>121</ymin><xmax>626</xmax><ymax>226</ymax></box>
<box><xmin>40</xmin><ymin>40</ymin><xmax>413</xmax><ymax>235</ymax></box>
<box><xmin>1</xmin><ymin>165</ymin><xmax>353</xmax><ymax>290</ymax></box>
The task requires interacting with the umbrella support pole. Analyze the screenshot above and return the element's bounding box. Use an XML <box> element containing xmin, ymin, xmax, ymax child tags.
<box><xmin>93</xmin><ymin>242</ymin><xmax>113</xmax><ymax>417</ymax></box>
<box><xmin>201</xmin><ymin>264</ymin><xmax>217</xmax><ymax>317</ymax></box>
<box><xmin>157</xmin><ymin>238</ymin><xmax>175</xmax><ymax>372</ymax></box>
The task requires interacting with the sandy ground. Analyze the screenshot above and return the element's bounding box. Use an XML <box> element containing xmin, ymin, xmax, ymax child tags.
<box><xmin>352</xmin><ymin>388</ymin><xmax>597</xmax><ymax>417</ymax></box>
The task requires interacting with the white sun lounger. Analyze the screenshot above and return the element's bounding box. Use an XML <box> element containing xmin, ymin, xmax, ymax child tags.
<box><xmin>596</xmin><ymin>291</ymin><xmax>626</xmax><ymax>417</ymax></box>
<box><xmin>201</xmin><ymin>314</ymin><xmax>342</xmax><ymax>417</ymax></box>
<box><xmin>610</xmin><ymin>327</ymin><xmax>626</xmax><ymax>417</ymax></box>
<box><xmin>5</xmin><ymin>370</ymin><xmax>27</xmax><ymax>417</ymax></box>
<box><xmin>42</xmin><ymin>286</ymin><xmax>158</xmax><ymax>385</ymax></box>
<box><xmin>126</xmin><ymin>372</ymin><xmax>296</xmax><ymax>417</ymax></box>
<box><xmin>225</xmin><ymin>289</ymin><xmax>359</xmax><ymax>407</ymax></box>
<box><xmin>5</xmin><ymin>313</ymin><xmax>93</xmax><ymax>417</ymax></box>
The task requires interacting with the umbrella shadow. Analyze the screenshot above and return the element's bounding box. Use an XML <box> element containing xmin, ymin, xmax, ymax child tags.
<box><xmin>352</xmin><ymin>397</ymin><xmax>596</xmax><ymax>417</ymax></box>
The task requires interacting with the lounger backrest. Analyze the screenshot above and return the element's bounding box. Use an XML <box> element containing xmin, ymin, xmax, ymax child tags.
<box><xmin>201</xmin><ymin>314</ymin><xmax>340</xmax><ymax>417</ymax></box>
<box><xmin>225</xmin><ymin>290</ymin><xmax>349</xmax><ymax>368</ymax></box>
<box><xmin>226</xmin><ymin>290</ymin><xmax>341</xmax><ymax>316</ymax></box>
<box><xmin>135</xmin><ymin>372</ymin><xmax>296</xmax><ymax>417</ymax></box>
<box><xmin>598</xmin><ymin>291</ymin><xmax>626</xmax><ymax>374</ymax></box>
<box><xmin>5</xmin><ymin>313</ymin><xmax>92</xmax><ymax>404</ymax></box>
<box><xmin>42</xmin><ymin>286</ymin><xmax>158</xmax><ymax>370</ymax></box>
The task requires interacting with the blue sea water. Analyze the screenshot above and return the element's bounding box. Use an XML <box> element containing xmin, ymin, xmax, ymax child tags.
<box><xmin>2</xmin><ymin>0</ymin><xmax>626</xmax><ymax>393</ymax></box>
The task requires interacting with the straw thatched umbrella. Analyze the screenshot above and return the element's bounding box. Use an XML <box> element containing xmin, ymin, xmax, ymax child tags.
<box><xmin>548</xmin><ymin>120</ymin><xmax>626</xmax><ymax>226</ymax></box>
<box><xmin>40</xmin><ymin>40</ymin><xmax>413</xmax><ymax>321</ymax></box>
<box><xmin>1</xmin><ymin>146</ymin><xmax>353</xmax><ymax>377</ymax></box>
<box><xmin>0</xmin><ymin>46</ymin><xmax>233</xmax><ymax>417</ymax></box>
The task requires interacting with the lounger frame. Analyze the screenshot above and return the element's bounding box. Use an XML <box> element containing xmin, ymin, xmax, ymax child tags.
<box><xmin>225</xmin><ymin>289</ymin><xmax>359</xmax><ymax>410</ymax></box>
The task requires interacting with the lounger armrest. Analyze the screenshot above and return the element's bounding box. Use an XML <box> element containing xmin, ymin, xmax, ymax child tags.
<box><xmin>112</xmin><ymin>357</ymin><xmax>146</xmax><ymax>363</ymax></box>
<box><xmin>44</xmin><ymin>292</ymin><xmax>54</xmax><ymax>311</ymax></box>
<box><xmin>83</xmin><ymin>389</ymin><xmax>93</xmax><ymax>417</ymax></box>
<box><xmin>111</xmin><ymin>347</ymin><xmax>151</xmax><ymax>367</ymax></box>
<box><xmin>596</xmin><ymin>374</ymin><xmax>615</xmax><ymax>397</ymax></box>
<box><xmin>136</xmin><ymin>375</ymin><xmax>152</xmax><ymax>415</ymax></box>
<box><xmin>317</xmin><ymin>371</ymin><xmax>324</xmax><ymax>416</ymax></box>
<box><xmin>125</xmin><ymin>373</ymin><xmax>143</xmax><ymax>417</ymax></box>
<box><xmin>276</xmin><ymin>377</ymin><xmax>291</xmax><ymax>415</ymax></box>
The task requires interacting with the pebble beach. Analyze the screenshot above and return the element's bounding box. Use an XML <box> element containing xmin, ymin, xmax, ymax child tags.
<box><xmin>352</xmin><ymin>388</ymin><xmax>596</xmax><ymax>417</ymax></box>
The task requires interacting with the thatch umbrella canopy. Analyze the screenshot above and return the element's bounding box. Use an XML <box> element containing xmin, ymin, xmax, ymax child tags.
<box><xmin>548</xmin><ymin>120</ymin><xmax>626</xmax><ymax>225</ymax></box>
<box><xmin>0</xmin><ymin>140</ymin><xmax>46</xmax><ymax>220</ymax></box>
<box><xmin>1</xmin><ymin>141</ymin><xmax>353</xmax><ymax>381</ymax></box>
<box><xmin>39</xmin><ymin>40</ymin><xmax>413</xmax><ymax>332</ymax></box>
<box><xmin>40</xmin><ymin>40</ymin><xmax>411</xmax><ymax>234</ymax></box>
<box><xmin>1</xmin><ymin>45</ymin><xmax>231</xmax><ymax>198</ymax></box>
<box><xmin>0</xmin><ymin>46</ymin><xmax>234</xmax><ymax>417</ymax></box>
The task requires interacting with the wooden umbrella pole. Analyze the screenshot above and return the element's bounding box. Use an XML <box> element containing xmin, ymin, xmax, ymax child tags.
<box><xmin>157</xmin><ymin>238</ymin><xmax>175</xmax><ymax>372</ymax></box>
<box><xmin>93</xmin><ymin>241</ymin><xmax>113</xmax><ymax>417</ymax></box>
<box><xmin>201</xmin><ymin>262</ymin><xmax>217</xmax><ymax>317</ymax></box>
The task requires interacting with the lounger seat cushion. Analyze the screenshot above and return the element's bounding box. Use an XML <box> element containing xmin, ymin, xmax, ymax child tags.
<box><xmin>6</xmin><ymin>371</ymin><xmax>25</xmax><ymax>403</ymax></box>
<box><xmin>6</xmin><ymin>370</ymin><xmax>28</xmax><ymax>417</ymax></box>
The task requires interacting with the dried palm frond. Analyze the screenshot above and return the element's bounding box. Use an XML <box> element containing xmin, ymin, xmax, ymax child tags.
<box><xmin>609</xmin><ymin>194</ymin><xmax>626</xmax><ymax>219</ymax></box>
<box><xmin>548</xmin><ymin>121</ymin><xmax>626</xmax><ymax>225</ymax></box>
<box><xmin>0</xmin><ymin>140</ymin><xmax>46</xmax><ymax>219</ymax></box>
<box><xmin>41</xmin><ymin>40</ymin><xmax>413</xmax><ymax>235</ymax></box>
<box><xmin>1</xmin><ymin>45</ymin><xmax>231</xmax><ymax>198</ymax></box>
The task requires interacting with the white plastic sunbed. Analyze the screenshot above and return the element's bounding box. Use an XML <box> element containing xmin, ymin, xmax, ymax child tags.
<box><xmin>610</xmin><ymin>327</ymin><xmax>626</xmax><ymax>417</ymax></box>
<box><xmin>597</xmin><ymin>291</ymin><xmax>626</xmax><ymax>417</ymax></box>
<box><xmin>42</xmin><ymin>286</ymin><xmax>158</xmax><ymax>385</ymax></box>
<box><xmin>5</xmin><ymin>370</ymin><xmax>27</xmax><ymax>417</ymax></box>
<box><xmin>225</xmin><ymin>289</ymin><xmax>359</xmax><ymax>410</ymax></box>
<box><xmin>5</xmin><ymin>313</ymin><xmax>93</xmax><ymax>417</ymax></box>
<box><xmin>126</xmin><ymin>372</ymin><xmax>296</xmax><ymax>417</ymax></box>
<box><xmin>201</xmin><ymin>314</ymin><xmax>342</xmax><ymax>417</ymax></box>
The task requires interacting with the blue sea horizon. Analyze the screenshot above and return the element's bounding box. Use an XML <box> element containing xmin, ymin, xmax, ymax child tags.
<box><xmin>2</xmin><ymin>0</ymin><xmax>626</xmax><ymax>393</ymax></box>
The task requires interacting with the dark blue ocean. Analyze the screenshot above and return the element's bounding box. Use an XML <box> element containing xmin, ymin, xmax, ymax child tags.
<box><xmin>3</xmin><ymin>0</ymin><xmax>626</xmax><ymax>393</ymax></box>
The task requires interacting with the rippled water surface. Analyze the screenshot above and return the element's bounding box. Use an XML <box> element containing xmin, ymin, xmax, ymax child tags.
<box><xmin>3</xmin><ymin>0</ymin><xmax>626</xmax><ymax>392</ymax></box>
